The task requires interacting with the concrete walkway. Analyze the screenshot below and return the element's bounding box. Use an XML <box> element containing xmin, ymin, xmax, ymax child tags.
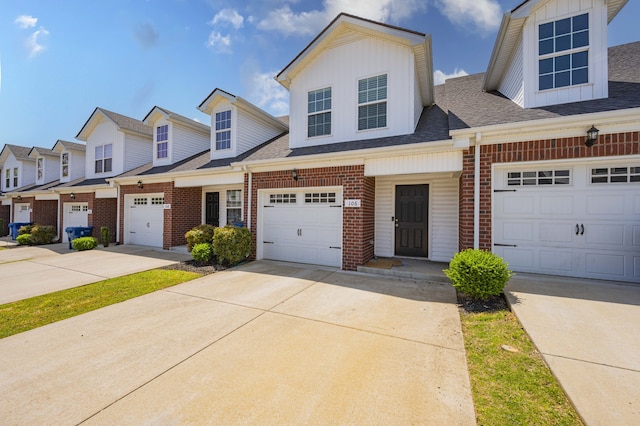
<box><xmin>0</xmin><ymin>242</ymin><xmax>191</xmax><ymax>304</ymax></box>
<box><xmin>0</xmin><ymin>260</ymin><xmax>476</xmax><ymax>425</ymax></box>
<box><xmin>506</xmin><ymin>274</ymin><xmax>640</xmax><ymax>426</ymax></box>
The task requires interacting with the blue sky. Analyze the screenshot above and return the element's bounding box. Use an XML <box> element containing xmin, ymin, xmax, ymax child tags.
<box><xmin>1</xmin><ymin>0</ymin><xmax>638</xmax><ymax>151</ymax></box>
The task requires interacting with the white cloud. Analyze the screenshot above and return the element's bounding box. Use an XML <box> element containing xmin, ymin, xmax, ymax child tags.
<box><xmin>247</xmin><ymin>71</ymin><xmax>289</xmax><ymax>117</ymax></box>
<box><xmin>435</xmin><ymin>0</ymin><xmax>502</xmax><ymax>34</ymax></box>
<box><xmin>258</xmin><ymin>0</ymin><xmax>426</xmax><ymax>36</ymax></box>
<box><xmin>25</xmin><ymin>27</ymin><xmax>49</xmax><ymax>58</ymax></box>
<box><xmin>433</xmin><ymin>68</ymin><xmax>468</xmax><ymax>85</ymax></box>
<box><xmin>14</xmin><ymin>15</ymin><xmax>38</xmax><ymax>29</ymax></box>
<box><xmin>210</xmin><ymin>9</ymin><xmax>244</xmax><ymax>29</ymax></box>
<box><xmin>205</xmin><ymin>31</ymin><xmax>232</xmax><ymax>53</ymax></box>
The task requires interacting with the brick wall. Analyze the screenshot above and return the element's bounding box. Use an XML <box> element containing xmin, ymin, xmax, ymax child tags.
<box><xmin>32</xmin><ymin>200</ymin><xmax>58</xmax><ymax>231</ymax></box>
<box><xmin>248</xmin><ymin>165</ymin><xmax>375</xmax><ymax>271</ymax></box>
<box><xmin>459</xmin><ymin>131</ymin><xmax>640</xmax><ymax>250</ymax></box>
<box><xmin>92</xmin><ymin>198</ymin><xmax>117</xmax><ymax>242</ymax></box>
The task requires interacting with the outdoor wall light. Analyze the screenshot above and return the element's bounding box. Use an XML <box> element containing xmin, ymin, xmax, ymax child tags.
<box><xmin>292</xmin><ymin>169</ymin><xmax>298</xmax><ymax>181</ymax></box>
<box><xmin>70</xmin><ymin>192</ymin><xmax>76</xmax><ymax>199</ymax></box>
<box><xmin>16</xmin><ymin>195</ymin><xmax>22</xmax><ymax>201</ymax></box>
<box><xmin>585</xmin><ymin>125</ymin><xmax>599</xmax><ymax>147</ymax></box>
<box><xmin>137</xmin><ymin>180</ymin><xmax>144</xmax><ymax>189</ymax></box>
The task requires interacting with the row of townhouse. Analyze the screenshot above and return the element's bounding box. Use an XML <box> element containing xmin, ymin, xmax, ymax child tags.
<box><xmin>1</xmin><ymin>0</ymin><xmax>639</xmax><ymax>283</ymax></box>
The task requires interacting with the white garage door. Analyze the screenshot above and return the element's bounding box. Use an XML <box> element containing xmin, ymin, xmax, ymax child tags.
<box><xmin>260</xmin><ymin>189</ymin><xmax>342</xmax><ymax>268</ymax></box>
<box><xmin>125</xmin><ymin>194</ymin><xmax>164</xmax><ymax>247</ymax></box>
<box><xmin>62</xmin><ymin>203</ymin><xmax>89</xmax><ymax>243</ymax></box>
<box><xmin>493</xmin><ymin>161</ymin><xmax>640</xmax><ymax>283</ymax></box>
<box><xmin>13</xmin><ymin>203</ymin><xmax>31</xmax><ymax>223</ymax></box>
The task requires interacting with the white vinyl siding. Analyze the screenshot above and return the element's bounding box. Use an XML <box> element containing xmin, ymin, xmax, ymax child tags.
<box><xmin>374</xmin><ymin>174</ymin><xmax>459</xmax><ymax>262</ymax></box>
<box><xmin>499</xmin><ymin>38</ymin><xmax>525</xmax><ymax>107</ymax></box>
<box><xmin>86</xmin><ymin>120</ymin><xmax>124</xmax><ymax>179</ymax></box>
<box><xmin>39</xmin><ymin>155</ymin><xmax>59</xmax><ymax>184</ymax></box>
<box><xmin>234</xmin><ymin>107</ymin><xmax>283</xmax><ymax>158</ymax></box>
<box><xmin>123</xmin><ymin>134</ymin><xmax>153</xmax><ymax>173</ymax></box>
<box><xmin>413</xmin><ymin>66</ymin><xmax>423</xmax><ymax>129</ymax></box>
<box><xmin>288</xmin><ymin>34</ymin><xmax>418</xmax><ymax>148</ymax></box>
<box><xmin>172</xmin><ymin>122</ymin><xmax>210</xmax><ymax>163</ymax></box>
<box><xmin>66</xmin><ymin>150</ymin><xmax>85</xmax><ymax>182</ymax></box>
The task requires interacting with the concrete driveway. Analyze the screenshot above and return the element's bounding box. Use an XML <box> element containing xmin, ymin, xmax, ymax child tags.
<box><xmin>506</xmin><ymin>274</ymin><xmax>640</xmax><ymax>426</ymax></box>
<box><xmin>0</xmin><ymin>243</ymin><xmax>191</xmax><ymax>304</ymax></box>
<box><xmin>0</xmin><ymin>260</ymin><xmax>476</xmax><ymax>425</ymax></box>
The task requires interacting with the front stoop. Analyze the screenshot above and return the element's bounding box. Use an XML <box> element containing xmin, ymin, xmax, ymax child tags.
<box><xmin>357</xmin><ymin>258</ymin><xmax>450</xmax><ymax>283</ymax></box>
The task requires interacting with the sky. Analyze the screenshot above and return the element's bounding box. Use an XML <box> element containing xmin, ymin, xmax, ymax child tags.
<box><xmin>1</xmin><ymin>0</ymin><xmax>639</xmax><ymax>152</ymax></box>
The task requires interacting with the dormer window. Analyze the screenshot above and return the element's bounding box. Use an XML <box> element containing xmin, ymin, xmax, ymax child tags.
<box><xmin>358</xmin><ymin>74</ymin><xmax>387</xmax><ymax>131</ymax></box>
<box><xmin>5</xmin><ymin>169</ymin><xmax>9</xmax><ymax>189</ymax></box>
<box><xmin>95</xmin><ymin>144</ymin><xmax>112</xmax><ymax>173</ymax></box>
<box><xmin>13</xmin><ymin>168</ymin><xmax>18</xmax><ymax>187</ymax></box>
<box><xmin>308</xmin><ymin>87</ymin><xmax>331</xmax><ymax>137</ymax></box>
<box><xmin>37</xmin><ymin>158</ymin><xmax>43</xmax><ymax>180</ymax></box>
<box><xmin>538</xmin><ymin>13</ymin><xmax>589</xmax><ymax>91</ymax></box>
<box><xmin>215</xmin><ymin>110</ymin><xmax>231</xmax><ymax>150</ymax></box>
<box><xmin>156</xmin><ymin>125</ymin><xmax>168</xmax><ymax>159</ymax></box>
<box><xmin>61</xmin><ymin>153</ymin><xmax>69</xmax><ymax>178</ymax></box>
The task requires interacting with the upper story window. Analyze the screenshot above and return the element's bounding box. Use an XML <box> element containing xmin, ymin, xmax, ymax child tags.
<box><xmin>95</xmin><ymin>144</ymin><xmax>112</xmax><ymax>174</ymax></box>
<box><xmin>13</xmin><ymin>167</ymin><xmax>18</xmax><ymax>187</ymax></box>
<box><xmin>215</xmin><ymin>110</ymin><xmax>231</xmax><ymax>150</ymax></box>
<box><xmin>37</xmin><ymin>158</ymin><xmax>43</xmax><ymax>180</ymax></box>
<box><xmin>358</xmin><ymin>74</ymin><xmax>387</xmax><ymax>131</ymax></box>
<box><xmin>5</xmin><ymin>169</ymin><xmax>9</xmax><ymax>189</ymax></box>
<box><xmin>538</xmin><ymin>13</ymin><xmax>589</xmax><ymax>91</ymax></box>
<box><xmin>156</xmin><ymin>125</ymin><xmax>168</xmax><ymax>159</ymax></box>
<box><xmin>308</xmin><ymin>87</ymin><xmax>331</xmax><ymax>137</ymax></box>
<box><xmin>61</xmin><ymin>153</ymin><xmax>69</xmax><ymax>178</ymax></box>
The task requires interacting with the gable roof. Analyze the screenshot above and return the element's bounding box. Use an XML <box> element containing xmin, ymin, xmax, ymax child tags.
<box><xmin>76</xmin><ymin>107</ymin><xmax>152</xmax><ymax>141</ymax></box>
<box><xmin>276</xmin><ymin>13</ymin><xmax>433</xmax><ymax>106</ymax></box>
<box><xmin>28</xmin><ymin>146</ymin><xmax>58</xmax><ymax>159</ymax></box>
<box><xmin>0</xmin><ymin>144</ymin><xmax>33</xmax><ymax>164</ymax></box>
<box><xmin>447</xmin><ymin>42</ymin><xmax>640</xmax><ymax>131</ymax></box>
<box><xmin>52</xmin><ymin>140</ymin><xmax>86</xmax><ymax>153</ymax></box>
<box><xmin>142</xmin><ymin>106</ymin><xmax>211</xmax><ymax>133</ymax></box>
<box><xmin>483</xmin><ymin>0</ymin><xmax>628</xmax><ymax>91</ymax></box>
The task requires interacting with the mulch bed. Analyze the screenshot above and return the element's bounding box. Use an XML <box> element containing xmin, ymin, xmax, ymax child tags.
<box><xmin>160</xmin><ymin>259</ymin><xmax>226</xmax><ymax>276</ymax></box>
<box><xmin>456</xmin><ymin>291</ymin><xmax>509</xmax><ymax>314</ymax></box>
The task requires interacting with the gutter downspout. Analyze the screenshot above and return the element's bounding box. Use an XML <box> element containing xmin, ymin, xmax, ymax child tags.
<box><xmin>244</xmin><ymin>166</ymin><xmax>252</xmax><ymax>231</ymax></box>
<box><xmin>474</xmin><ymin>133</ymin><xmax>481</xmax><ymax>249</ymax></box>
<box><xmin>114</xmin><ymin>181</ymin><xmax>121</xmax><ymax>244</ymax></box>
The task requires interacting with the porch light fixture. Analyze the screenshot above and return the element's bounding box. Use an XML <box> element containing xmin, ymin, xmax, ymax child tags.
<box><xmin>292</xmin><ymin>169</ymin><xmax>298</xmax><ymax>181</ymax></box>
<box><xmin>585</xmin><ymin>125</ymin><xmax>599</xmax><ymax>147</ymax></box>
<box><xmin>137</xmin><ymin>180</ymin><xmax>143</xmax><ymax>189</ymax></box>
<box><xmin>16</xmin><ymin>195</ymin><xmax>22</xmax><ymax>201</ymax></box>
<box><xmin>70</xmin><ymin>192</ymin><xmax>76</xmax><ymax>199</ymax></box>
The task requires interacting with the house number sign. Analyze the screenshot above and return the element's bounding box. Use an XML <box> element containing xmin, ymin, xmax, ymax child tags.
<box><xmin>344</xmin><ymin>199</ymin><xmax>361</xmax><ymax>208</ymax></box>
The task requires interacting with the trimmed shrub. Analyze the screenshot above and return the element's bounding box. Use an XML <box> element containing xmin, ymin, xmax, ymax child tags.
<box><xmin>444</xmin><ymin>249</ymin><xmax>512</xmax><ymax>299</ymax></box>
<box><xmin>185</xmin><ymin>224</ymin><xmax>216</xmax><ymax>252</ymax></box>
<box><xmin>192</xmin><ymin>243</ymin><xmax>214</xmax><ymax>263</ymax></box>
<box><xmin>16</xmin><ymin>234</ymin><xmax>32</xmax><ymax>245</ymax></box>
<box><xmin>100</xmin><ymin>226</ymin><xmax>111</xmax><ymax>247</ymax></box>
<box><xmin>213</xmin><ymin>225</ymin><xmax>252</xmax><ymax>266</ymax></box>
<box><xmin>29</xmin><ymin>224</ymin><xmax>57</xmax><ymax>245</ymax></box>
<box><xmin>17</xmin><ymin>224</ymin><xmax>34</xmax><ymax>236</ymax></box>
<box><xmin>72</xmin><ymin>236</ymin><xmax>98</xmax><ymax>251</ymax></box>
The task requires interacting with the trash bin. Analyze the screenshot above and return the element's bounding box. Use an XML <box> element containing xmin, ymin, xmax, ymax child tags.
<box><xmin>8</xmin><ymin>222</ymin><xmax>33</xmax><ymax>240</ymax></box>
<box><xmin>65</xmin><ymin>226</ymin><xmax>94</xmax><ymax>249</ymax></box>
<box><xmin>232</xmin><ymin>221</ymin><xmax>245</xmax><ymax>228</ymax></box>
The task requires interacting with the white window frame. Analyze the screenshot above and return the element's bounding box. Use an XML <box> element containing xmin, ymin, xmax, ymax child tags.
<box><xmin>307</xmin><ymin>87</ymin><xmax>332</xmax><ymax>138</ymax></box>
<box><xmin>37</xmin><ymin>157</ymin><xmax>44</xmax><ymax>181</ymax></box>
<box><xmin>156</xmin><ymin>125</ymin><xmax>168</xmax><ymax>159</ymax></box>
<box><xmin>226</xmin><ymin>189</ymin><xmax>242</xmax><ymax>225</ymax></box>
<box><xmin>215</xmin><ymin>110</ymin><xmax>232</xmax><ymax>151</ymax></box>
<box><xmin>5</xmin><ymin>168</ymin><xmax>10</xmax><ymax>189</ymax></box>
<box><xmin>61</xmin><ymin>152</ymin><xmax>69</xmax><ymax>178</ymax></box>
<box><xmin>94</xmin><ymin>144</ymin><xmax>113</xmax><ymax>174</ymax></box>
<box><xmin>357</xmin><ymin>73</ymin><xmax>388</xmax><ymax>131</ymax></box>
<box><xmin>13</xmin><ymin>167</ymin><xmax>18</xmax><ymax>187</ymax></box>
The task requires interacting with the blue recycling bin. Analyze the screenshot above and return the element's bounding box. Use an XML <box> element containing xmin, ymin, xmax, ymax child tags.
<box><xmin>65</xmin><ymin>226</ymin><xmax>94</xmax><ymax>249</ymax></box>
<box><xmin>8</xmin><ymin>222</ymin><xmax>33</xmax><ymax>240</ymax></box>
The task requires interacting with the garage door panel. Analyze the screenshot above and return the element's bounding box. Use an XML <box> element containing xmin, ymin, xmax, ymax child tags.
<box><xmin>586</xmin><ymin>195</ymin><xmax>625</xmax><ymax>216</ymax></box>
<box><xmin>500</xmin><ymin>197</ymin><xmax>534</xmax><ymax>215</ymax></box>
<box><xmin>496</xmin><ymin>247</ymin><xmax>534</xmax><ymax>269</ymax></box>
<box><xmin>584</xmin><ymin>224</ymin><xmax>625</xmax><ymax>246</ymax></box>
<box><xmin>540</xmin><ymin>195</ymin><xmax>575</xmax><ymax>215</ymax></box>
<box><xmin>539</xmin><ymin>250</ymin><xmax>575</xmax><ymax>272</ymax></box>
<box><xmin>585</xmin><ymin>252</ymin><xmax>625</xmax><ymax>277</ymax></box>
<box><xmin>633</xmin><ymin>226</ymin><xmax>640</xmax><ymax>246</ymax></box>
<box><xmin>496</xmin><ymin>222</ymin><xmax>534</xmax><ymax>242</ymax></box>
<box><xmin>540</xmin><ymin>223</ymin><xmax>574</xmax><ymax>243</ymax></box>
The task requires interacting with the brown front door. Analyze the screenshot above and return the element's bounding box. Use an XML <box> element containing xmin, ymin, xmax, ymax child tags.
<box><xmin>394</xmin><ymin>184</ymin><xmax>428</xmax><ymax>257</ymax></box>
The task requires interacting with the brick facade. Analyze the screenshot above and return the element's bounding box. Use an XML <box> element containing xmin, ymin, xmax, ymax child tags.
<box><xmin>459</xmin><ymin>131</ymin><xmax>640</xmax><ymax>250</ymax></box>
<box><xmin>247</xmin><ymin>165</ymin><xmax>375</xmax><ymax>271</ymax></box>
<box><xmin>32</xmin><ymin>200</ymin><xmax>58</xmax><ymax>230</ymax></box>
<box><xmin>59</xmin><ymin>192</ymin><xmax>117</xmax><ymax>242</ymax></box>
<box><xmin>119</xmin><ymin>182</ymin><xmax>202</xmax><ymax>249</ymax></box>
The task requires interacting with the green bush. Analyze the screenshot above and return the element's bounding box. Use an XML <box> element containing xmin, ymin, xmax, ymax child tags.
<box><xmin>29</xmin><ymin>224</ymin><xmax>57</xmax><ymax>245</ymax></box>
<box><xmin>444</xmin><ymin>249</ymin><xmax>512</xmax><ymax>299</ymax></box>
<box><xmin>185</xmin><ymin>224</ymin><xmax>216</xmax><ymax>252</ymax></box>
<box><xmin>213</xmin><ymin>225</ymin><xmax>252</xmax><ymax>266</ymax></box>
<box><xmin>100</xmin><ymin>226</ymin><xmax>111</xmax><ymax>247</ymax></box>
<box><xmin>191</xmin><ymin>243</ymin><xmax>214</xmax><ymax>263</ymax></box>
<box><xmin>17</xmin><ymin>225</ymin><xmax>33</xmax><ymax>235</ymax></box>
<box><xmin>72</xmin><ymin>236</ymin><xmax>98</xmax><ymax>251</ymax></box>
<box><xmin>16</xmin><ymin>234</ymin><xmax>32</xmax><ymax>245</ymax></box>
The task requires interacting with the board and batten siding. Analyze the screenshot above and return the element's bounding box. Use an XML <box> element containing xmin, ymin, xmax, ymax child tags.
<box><xmin>123</xmin><ymin>134</ymin><xmax>153</xmax><ymax>173</ymax></box>
<box><xmin>172</xmin><ymin>122</ymin><xmax>210</xmax><ymax>163</ymax></box>
<box><xmin>288</xmin><ymin>34</ymin><xmax>418</xmax><ymax>148</ymax></box>
<box><xmin>522</xmin><ymin>0</ymin><xmax>608</xmax><ymax>108</ymax></box>
<box><xmin>498</xmin><ymin>37</ymin><xmax>525</xmax><ymax>107</ymax></box>
<box><xmin>374</xmin><ymin>174</ymin><xmax>459</xmax><ymax>262</ymax></box>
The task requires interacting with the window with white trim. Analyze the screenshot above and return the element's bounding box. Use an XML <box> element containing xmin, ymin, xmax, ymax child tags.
<box><xmin>156</xmin><ymin>125</ymin><xmax>168</xmax><ymax>159</ymax></box>
<box><xmin>226</xmin><ymin>189</ymin><xmax>241</xmax><ymax>224</ymax></box>
<box><xmin>305</xmin><ymin>192</ymin><xmax>337</xmax><ymax>203</ymax></box>
<box><xmin>61</xmin><ymin>153</ymin><xmax>69</xmax><ymax>178</ymax></box>
<box><xmin>71</xmin><ymin>205</ymin><xmax>88</xmax><ymax>212</ymax></box>
<box><xmin>134</xmin><ymin>197</ymin><xmax>147</xmax><ymax>205</ymax></box>
<box><xmin>591</xmin><ymin>166</ymin><xmax>640</xmax><ymax>183</ymax></box>
<box><xmin>358</xmin><ymin>74</ymin><xmax>387</xmax><ymax>130</ymax></box>
<box><xmin>13</xmin><ymin>168</ymin><xmax>18</xmax><ymax>187</ymax></box>
<box><xmin>270</xmin><ymin>193</ymin><xmax>297</xmax><ymax>204</ymax></box>
<box><xmin>538</xmin><ymin>13</ymin><xmax>589</xmax><ymax>90</ymax></box>
<box><xmin>507</xmin><ymin>170</ymin><xmax>571</xmax><ymax>186</ymax></box>
<box><xmin>308</xmin><ymin>87</ymin><xmax>331</xmax><ymax>137</ymax></box>
<box><xmin>37</xmin><ymin>158</ymin><xmax>43</xmax><ymax>180</ymax></box>
<box><xmin>151</xmin><ymin>197</ymin><xmax>164</xmax><ymax>205</ymax></box>
<box><xmin>215</xmin><ymin>110</ymin><xmax>231</xmax><ymax>150</ymax></box>
<box><xmin>95</xmin><ymin>144</ymin><xmax>112</xmax><ymax>173</ymax></box>
<box><xmin>5</xmin><ymin>169</ymin><xmax>10</xmax><ymax>189</ymax></box>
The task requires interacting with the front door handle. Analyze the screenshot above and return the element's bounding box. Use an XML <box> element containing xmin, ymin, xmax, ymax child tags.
<box><xmin>580</xmin><ymin>224</ymin><xmax>584</xmax><ymax>235</ymax></box>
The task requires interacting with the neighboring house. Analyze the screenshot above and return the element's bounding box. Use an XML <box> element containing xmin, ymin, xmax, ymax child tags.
<box><xmin>52</xmin><ymin>140</ymin><xmax>86</xmax><ymax>184</ymax></box>
<box><xmin>0</xmin><ymin>144</ymin><xmax>36</xmax><ymax>224</ymax></box>
<box><xmin>56</xmin><ymin>107</ymin><xmax>153</xmax><ymax>243</ymax></box>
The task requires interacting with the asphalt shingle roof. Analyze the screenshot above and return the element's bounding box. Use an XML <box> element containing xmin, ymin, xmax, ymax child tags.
<box><xmin>56</xmin><ymin>140</ymin><xmax>86</xmax><ymax>152</ymax></box>
<box><xmin>100</xmin><ymin>108</ymin><xmax>152</xmax><ymax>137</ymax></box>
<box><xmin>2</xmin><ymin>144</ymin><xmax>32</xmax><ymax>161</ymax></box>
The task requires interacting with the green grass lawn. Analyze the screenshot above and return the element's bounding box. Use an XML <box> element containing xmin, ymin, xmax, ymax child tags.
<box><xmin>0</xmin><ymin>269</ymin><xmax>201</xmax><ymax>339</ymax></box>
<box><xmin>461</xmin><ymin>308</ymin><xmax>583</xmax><ymax>425</ymax></box>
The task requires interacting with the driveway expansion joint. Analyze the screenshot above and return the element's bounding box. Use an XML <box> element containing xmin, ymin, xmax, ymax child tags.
<box><xmin>543</xmin><ymin>353</ymin><xmax>640</xmax><ymax>373</ymax></box>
